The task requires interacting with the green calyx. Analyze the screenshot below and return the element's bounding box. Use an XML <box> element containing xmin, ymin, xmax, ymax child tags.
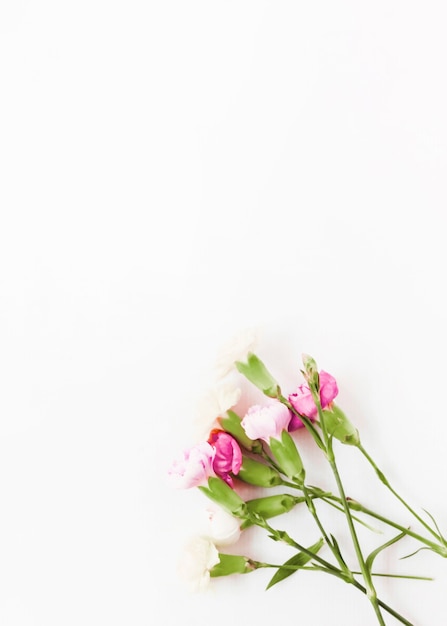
<box><xmin>198</xmin><ymin>477</ymin><xmax>247</xmax><ymax>517</ymax></box>
<box><xmin>241</xmin><ymin>493</ymin><xmax>304</xmax><ymax>529</ymax></box>
<box><xmin>219</xmin><ymin>410</ymin><xmax>262</xmax><ymax>452</ymax></box>
<box><xmin>269</xmin><ymin>430</ymin><xmax>305</xmax><ymax>484</ymax></box>
<box><xmin>210</xmin><ymin>553</ymin><xmax>256</xmax><ymax>577</ymax></box>
<box><xmin>322</xmin><ymin>404</ymin><xmax>360</xmax><ymax>446</ymax></box>
<box><xmin>236</xmin><ymin>352</ymin><xmax>281</xmax><ymax>398</ymax></box>
<box><xmin>237</xmin><ymin>455</ymin><xmax>283</xmax><ymax>487</ymax></box>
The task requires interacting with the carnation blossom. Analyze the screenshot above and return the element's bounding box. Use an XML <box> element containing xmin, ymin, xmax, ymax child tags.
<box><xmin>214</xmin><ymin>328</ymin><xmax>257</xmax><ymax>378</ymax></box>
<box><xmin>177</xmin><ymin>537</ymin><xmax>220</xmax><ymax>592</ymax></box>
<box><xmin>167</xmin><ymin>442</ymin><xmax>215</xmax><ymax>489</ymax></box>
<box><xmin>289</xmin><ymin>370</ymin><xmax>338</xmax><ymax>419</ymax></box>
<box><xmin>208</xmin><ymin>430</ymin><xmax>242</xmax><ymax>486</ymax></box>
<box><xmin>194</xmin><ymin>377</ymin><xmax>242</xmax><ymax>438</ymax></box>
<box><xmin>200</xmin><ymin>507</ymin><xmax>241</xmax><ymax>546</ymax></box>
<box><xmin>241</xmin><ymin>402</ymin><xmax>291</xmax><ymax>443</ymax></box>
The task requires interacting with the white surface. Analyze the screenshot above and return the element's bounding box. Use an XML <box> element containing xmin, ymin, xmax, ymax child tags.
<box><xmin>1</xmin><ymin>2</ymin><xmax>447</xmax><ymax>625</ymax></box>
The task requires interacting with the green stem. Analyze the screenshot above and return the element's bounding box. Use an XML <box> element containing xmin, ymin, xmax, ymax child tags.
<box><xmin>248</xmin><ymin>512</ymin><xmax>344</xmax><ymax>578</ymax></box>
<box><xmin>279</xmin><ymin>394</ymin><xmax>326</xmax><ymax>451</ymax></box>
<box><xmin>314</xmin><ymin>397</ymin><xmax>386</xmax><ymax>625</ymax></box>
<box><xmin>358</xmin><ymin>444</ymin><xmax>446</xmax><ymax>548</ymax></box>
<box><xmin>344</xmin><ymin>498</ymin><xmax>446</xmax><ymax>555</ymax></box>
<box><xmin>257</xmin><ymin>563</ymin><xmax>432</xmax><ymax>581</ymax></box>
<box><xmin>282</xmin><ymin>475</ymin><xmax>444</xmax><ymax>553</ymax></box>
<box><xmin>351</xmin><ymin>579</ymin><xmax>414</xmax><ymax>626</ymax></box>
<box><xmin>279</xmin><ymin>480</ymin><xmax>381</xmax><ymax>533</ymax></box>
<box><xmin>301</xmin><ymin>482</ymin><xmax>350</xmax><ymax>574</ymax></box>
<box><xmin>250</xmin><ymin>532</ymin><xmax>414</xmax><ymax>626</ymax></box>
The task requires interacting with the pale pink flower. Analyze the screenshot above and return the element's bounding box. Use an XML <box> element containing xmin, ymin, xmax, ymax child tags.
<box><xmin>208</xmin><ymin>430</ymin><xmax>242</xmax><ymax>487</ymax></box>
<box><xmin>168</xmin><ymin>442</ymin><xmax>215</xmax><ymax>489</ymax></box>
<box><xmin>177</xmin><ymin>537</ymin><xmax>220</xmax><ymax>592</ymax></box>
<box><xmin>241</xmin><ymin>402</ymin><xmax>291</xmax><ymax>443</ymax></box>
<box><xmin>289</xmin><ymin>370</ymin><xmax>338</xmax><ymax>419</ymax></box>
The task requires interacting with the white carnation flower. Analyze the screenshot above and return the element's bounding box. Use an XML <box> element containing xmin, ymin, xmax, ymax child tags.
<box><xmin>200</xmin><ymin>507</ymin><xmax>241</xmax><ymax>547</ymax></box>
<box><xmin>194</xmin><ymin>377</ymin><xmax>241</xmax><ymax>438</ymax></box>
<box><xmin>177</xmin><ymin>537</ymin><xmax>220</xmax><ymax>592</ymax></box>
<box><xmin>214</xmin><ymin>328</ymin><xmax>258</xmax><ymax>378</ymax></box>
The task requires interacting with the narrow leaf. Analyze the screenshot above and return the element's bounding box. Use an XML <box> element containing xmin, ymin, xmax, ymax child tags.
<box><xmin>266</xmin><ymin>538</ymin><xmax>324</xmax><ymax>589</ymax></box>
<box><xmin>329</xmin><ymin>533</ymin><xmax>347</xmax><ymax>568</ymax></box>
<box><xmin>400</xmin><ymin>546</ymin><xmax>432</xmax><ymax>560</ymax></box>
<box><xmin>366</xmin><ymin>530</ymin><xmax>408</xmax><ymax>573</ymax></box>
<box><xmin>422</xmin><ymin>508</ymin><xmax>447</xmax><ymax>543</ymax></box>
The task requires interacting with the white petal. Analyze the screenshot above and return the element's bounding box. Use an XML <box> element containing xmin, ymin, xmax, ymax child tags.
<box><xmin>200</xmin><ymin>507</ymin><xmax>241</xmax><ymax>547</ymax></box>
<box><xmin>177</xmin><ymin>537</ymin><xmax>219</xmax><ymax>592</ymax></box>
<box><xmin>214</xmin><ymin>328</ymin><xmax>258</xmax><ymax>378</ymax></box>
<box><xmin>193</xmin><ymin>378</ymin><xmax>241</xmax><ymax>439</ymax></box>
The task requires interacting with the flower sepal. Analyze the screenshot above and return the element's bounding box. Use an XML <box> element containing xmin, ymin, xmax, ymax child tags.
<box><xmin>302</xmin><ymin>353</ymin><xmax>320</xmax><ymax>391</ymax></box>
<box><xmin>236</xmin><ymin>352</ymin><xmax>281</xmax><ymax>398</ymax></box>
<box><xmin>237</xmin><ymin>455</ymin><xmax>283</xmax><ymax>487</ymax></box>
<box><xmin>322</xmin><ymin>404</ymin><xmax>360</xmax><ymax>447</ymax></box>
<box><xmin>241</xmin><ymin>493</ymin><xmax>304</xmax><ymax>529</ymax></box>
<box><xmin>199</xmin><ymin>476</ymin><xmax>248</xmax><ymax>518</ymax></box>
<box><xmin>210</xmin><ymin>553</ymin><xmax>256</xmax><ymax>577</ymax></box>
<box><xmin>269</xmin><ymin>431</ymin><xmax>305</xmax><ymax>485</ymax></box>
<box><xmin>218</xmin><ymin>410</ymin><xmax>262</xmax><ymax>453</ymax></box>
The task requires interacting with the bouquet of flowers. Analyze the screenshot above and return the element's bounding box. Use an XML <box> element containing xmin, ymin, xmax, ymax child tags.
<box><xmin>168</xmin><ymin>334</ymin><xmax>447</xmax><ymax>625</ymax></box>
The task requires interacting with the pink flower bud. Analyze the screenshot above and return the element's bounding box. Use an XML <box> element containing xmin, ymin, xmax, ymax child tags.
<box><xmin>241</xmin><ymin>402</ymin><xmax>291</xmax><ymax>444</ymax></box>
<box><xmin>208</xmin><ymin>430</ymin><xmax>242</xmax><ymax>487</ymax></box>
<box><xmin>289</xmin><ymin>370</ymin><xmax>338</xmax><ymax>419</ymax></box>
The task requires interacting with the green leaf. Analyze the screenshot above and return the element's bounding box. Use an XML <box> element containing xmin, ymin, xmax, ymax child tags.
<box><xmin>422</xmin><ymin>508</ymin><xmax>447</xmax><ymax>544</ymax></box>
<box><xmin>266</xmin><ymin>538</ymin><xmax>324</xmax><ymax>589</ymax></box>
<box><xmin>236</xmin><ymin>353</ymin><xmax>281</xmax><ymax>398</ymax></box>
<box><xmin>329</xmin><ymin>533</ymin><xmax>347</xmax><ymax>568</ymax></box>
<box><xmin>365</xmin><ymin>530</ymin><xmax>408</xmax><ymax>573</ymax></box>
<box><xmin>399</xmin><ymin>546</ymin><xmax>432</xmax><ymax>560</ymax></box>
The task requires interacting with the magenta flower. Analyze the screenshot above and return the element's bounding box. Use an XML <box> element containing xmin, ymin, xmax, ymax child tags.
<box><xmin>168</xmin><ymin>442</ymin><xmax>215</xmax><ymax>489</ymax></box>
<box><xmin>241</xmin><ymin>402</ymin><xmax>291</xmax><ymax>444</ymax></box>
<box><xmin>289</xmin><ymin>370</ymin><xmax>338</xmax><ymax>420</ymax></box>
<box><xmin>208</xmin><ymin>430</ymin><xmax>242</xmax><ymax>487</ymax></box>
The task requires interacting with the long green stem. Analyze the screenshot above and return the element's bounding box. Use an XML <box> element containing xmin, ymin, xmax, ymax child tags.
<box><xmin>279</xmin><ymin>480</ymin><xmax>382</xmax><ymax>532</ymax></box>
<box><xmin>248</xmin><ymin>515</ymin><xmax>414</xmax><ymax>626</ymax></box>
<box><xmin>301</xmin><ymin>482</ymin><xmax>350</xmax><ymax>573</ymax></box>
<box><xmin>359</xmin><ymin>444</ymin><xmax>446</xmax><ymax>549</ymax></box>
<box><xmin>344</xmin><ymin>497</ymin><xmax>446</xmax><ymax>555</ymax></box>
<box><xmin>280</xmin><ymin>479</ymin><xmax>445</xmax><ymax>555</ymax></box>
<box><xmin>248</xmin><ymin>512</ymin><xmax>343</xmax><ymax>577</ymax></box>
<box><xmin>314</xmin><ymin>398</ymin><xmax>386</xmax><ymax>625</ymax></box>
<box><xmin>257</xmin><ymin>563</ymin><xmax>432</xmax><ymax>581</ymax></box>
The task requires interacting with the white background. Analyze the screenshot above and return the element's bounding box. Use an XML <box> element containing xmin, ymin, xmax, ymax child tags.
<box><xmin>1</xmin><ymin>2</ymin><xmax>447</xmax><ymax>625</ymax></box>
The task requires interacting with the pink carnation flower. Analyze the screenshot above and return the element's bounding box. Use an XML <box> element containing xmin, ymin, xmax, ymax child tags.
<box><xmin>241</xmin><ymin>402</ymin><xmax>291</xmax><ymax>443</ymax></box>
<box><xmin>168</xmin><ymin>442</ymin><xmax>215</xmax><ymax>489</ymax></box>
<box><xmin>289</xmin><ymin>370</ymin><xmax>338</xmax><ymax>420</ymax></box>
<box><xmin>208</xmin><ymin>430</ymin><xmax>242</xmax><ymax>487</ymax></box>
